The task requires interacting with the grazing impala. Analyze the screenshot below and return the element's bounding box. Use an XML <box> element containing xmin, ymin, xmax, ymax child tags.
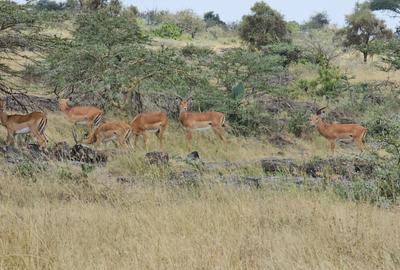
<box><xmin>76</xmin><ymin>121</ymin><xmax>132</xmax><ymax>147</ymax></box>
<box><xmin>309</xmin><ymin>107</ymin><xmax>367</xmax><ymax>154</ymax></box>
<box><xmin>0</xmin><ymin>99</ymin><xmax>47</xmax><ymax>148</ymax></box>
<box><xmin>58</xmin><ymin>98</ymin><xmax>104</xmax><ymax>133</ymax></box>
<box><xmin>176</xmin><ymin>96</ymin><xmax>226</xmax><ymax>150</ymax></box>
<box><xmin>130</xmin><ymin>112</ymin><xmax>168</xmax><ymax>149</ymax></box>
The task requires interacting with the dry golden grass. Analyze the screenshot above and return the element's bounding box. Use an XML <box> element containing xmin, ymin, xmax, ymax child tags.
<box><xmin>0</xmin><ymin>110</ymin><xmax>396</xmax><ymax>269</ymax></box>
<box><xmin>336</xmin><ymin>52</ymin><xmax>400</xmax><ymax>83</ymax></box>
<box><xmin>0</xmin><ymin>172</ymin><xmax>399</xmax><ymax>270</ymax></box>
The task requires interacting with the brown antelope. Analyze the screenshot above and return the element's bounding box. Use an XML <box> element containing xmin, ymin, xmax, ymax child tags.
<box><xmin>0</xmin><ymin>99</ymin><xmax>47</xmax><ymax>148</ymax></box>
<box><xmin>309</xmin><ymin>107</ymin><xmax>367</xmax><ymax>154</ymax></box>
<box><xmin>58</xmin><ymin>98</ymin><xmax>104</xmax><ymax>133</ymax></box>
<box><xmin>78</xmin><ymin>121</ymin><xmax>132</xmax><ymax>147</ymax></box>
<box><xmin>176</xmin><ymin>96</ymin><xmax>226</xmax><ymax>150</ymax></box>
<box><xmin>130</xmin><ymin>112</ymin><xmax>168</xmax><ymax>149</ymax></box>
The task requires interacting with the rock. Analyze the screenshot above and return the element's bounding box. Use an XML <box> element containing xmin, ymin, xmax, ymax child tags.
<box><xmin>304</xmin><ymin>158</ymin><xmax>375</xmax><ymax>179</ymax></box>
<box><xmin>145</xmin><ymin>152</ymin><xmax>169</xmax><ymax>165</ymax></box>
<box><xmin>172</xmin><ymin>170</ymin><xmax>200</xmax><ymax>186</ymax></box>
<box><xmin>187</xmin><ymin>151</ymin><xmax>200</xmax><ymax>161</ymax></box>
<box><xmin>70</xmin><ymin>144</ymin><xmax>108</xmax><ymax>164</ymax></box>
<box><xmin>261</xmin><ymin>158</ymin><xmax>299</xmax><ymax>174</ymax></box>
<box><xmin>51</xmin><ymin>141</ymin><xmax>71</xmax><ymax>161</ymax></box>
<box><xmin>26</xmin><ymin>144</ymin><xmax>48</xmax><ymax>161</ymax></box>
<box><xmin>0</xmin><ymin>145</ymin><xmax>25</xmax><ymax>163</ymax></box>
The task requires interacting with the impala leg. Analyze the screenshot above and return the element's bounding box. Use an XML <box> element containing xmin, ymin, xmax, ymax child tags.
<box><xmin>134</xmin><ymin>134</ymin><xmax>139</xmax><ymax>147</ymax></box>
<box><xmin>143</xmin><ymin>132</ymin><xmax>149</xmax><ymax>151</ymax></box>
<box><xmin>156</xmin><ymin>126</ymin><xmax>166</xmax><ymax>150</ymax></box>
<box><xmin>186</xmin><ymin>129</ymin><xmax>193</xmax><ymax>151</ymax></box>
<box><xmin>330</xmin><ymin>140</ymin><xmax>336</xmax><ymax>155</ymax></box>
<box><xmin>6</xmin><ymin>130</ymin><xmax>15</xmax><ymax>146</ymax></box>
<box><xmin>354</xmin><ymin>137</ymin><xmax>365</xmax><ymax>152</ymax></box>
<box><xmin>31</xmin><ymin>128</ymin><xmax>46</xmax><ymax>148</ymax></box>
<box><xmin>212</xmin><ymin>126</ymin><xmax>226</xmax><ymax>143</ymax></box>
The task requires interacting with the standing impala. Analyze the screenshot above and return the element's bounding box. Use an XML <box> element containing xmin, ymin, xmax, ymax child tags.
<box><xmin>0</xmin><ymin>99</ymin><xmax>47</xmax><ymax>148</ymax></box>
<box><xmin>130</xmin><ymin>112</ymin><xmax>168</xmax><ymax>150</ymax></box>
<box><xmin>76</xmin><ymin>121</ymin><xmax>132</xmax><ymax>147</ymax></box>
<box><xmin>177</xmin><ymin>96</ymin><xmax>226</xmax><ymax>150</ymax></box>
<box><xmin>58</xmin><ymin>98</ymin><xmax>104</xmax><ymax>133</ymax></box>
<box><xmin>309</xmin><ymin>107</ymin><xmax>367</xmax><ymax>154</ymax></box>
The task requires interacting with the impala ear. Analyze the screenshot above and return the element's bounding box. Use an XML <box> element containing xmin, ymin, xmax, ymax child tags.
<box><xmin>316</xmin><ymin>106</ymin><xmax>327</xmax><ymax>116</ymax></box>
<box><xmin>175</xmin><ymin>97</ymin><xmax>182</xmax><ymax>105</ymax></box>
<box><xmin>187</xmin><ymin>96</ymin><xmax>193</xmax><ymax>105</ymax></box>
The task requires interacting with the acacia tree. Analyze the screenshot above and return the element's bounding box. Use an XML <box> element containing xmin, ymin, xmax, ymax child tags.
<box><xmin>0</xmin><ymin>1</ymin><xmax>58</xmax><ymax>96</ymax></box>
<box><xmin>203</xmin><ymin>11</ymin><xmax>225</xmax><ymax>28</ymax></box>
<box><xmin>303</xmin><ymin>12</ymin><xmax>330</xmax><ymax>29</ymax></box>
<box><xmin>239</xmin><ymin>1</ymin><xmax>289</xmax><ymax>48</ymax></box>
<box><xmin>342</xmin><ymin>3</ymin><xmax>392</xmax><ymax>62</ymax></box>
<box><xmin>174</xmin><ymin>9</ymin><xmax>205</xmax><ymax>38</ymax></box>
<box><xmin>44</xmin><ymin>10</ymin><xmax>206</xmax><ymax>116</ymax></box>
<box><xmin>370</xmin><ymin>0</ymin><xmax>400</xmax><ymax>14</ymax></box>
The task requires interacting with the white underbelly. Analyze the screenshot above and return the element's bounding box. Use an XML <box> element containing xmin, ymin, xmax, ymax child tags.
<box><xmin>16</xmin><ymin>128</ymin><xmax>31</xmax><ymax>134</ymax></box>
<box><xmin>194</xmin><ymin>126</ymin><xmax>212</xmax><ymax>131</ymax></box>
<box><xmin>148</xmin><ymin>128</ymin><xmax>159</xmax><ymax>133</ymax></box>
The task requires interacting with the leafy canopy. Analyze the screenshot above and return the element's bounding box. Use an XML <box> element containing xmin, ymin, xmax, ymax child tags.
<box><xmin>239</xmin><ymin>1</ymin><xmax>289</xmax><ymax>48</ymax></box>
<box><xmin>342</xmin><ymin>2</ymin><xmax>392</xmax><ymax>62</ymax></box>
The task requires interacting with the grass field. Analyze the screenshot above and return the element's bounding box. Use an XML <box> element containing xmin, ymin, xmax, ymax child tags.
<box><xmin>1</xmin><ymin>176</ymin><xmax>400</xmax><ymax>269</ymax></box>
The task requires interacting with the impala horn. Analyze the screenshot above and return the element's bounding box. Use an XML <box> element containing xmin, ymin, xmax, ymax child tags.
<box><xmin>316</xmin><ymin>106</ymin><xmax>327</xmax><ymax>115</ymax></box>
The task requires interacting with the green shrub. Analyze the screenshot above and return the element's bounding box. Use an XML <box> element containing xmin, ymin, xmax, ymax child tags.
<box><xmin>181</xmin><ymin>44</ymin><xmax>213</xmax><ymax>57</ymax></box>
<box><xmin>153</xmin><ymin>22</ymin><xmax>182</xmax><ymax>39</ymax></box>
<box><xmin>288</xmin><ymin>110</ymin><xmax>311</xmax><ymax>138</ymax></box>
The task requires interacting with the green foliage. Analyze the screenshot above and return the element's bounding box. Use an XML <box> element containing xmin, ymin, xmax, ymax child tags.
<box><xmin>239</xmin><ymin>1</ymin><xmax>289</xmax><ymax>48</ymax></box>
<box><xmin>180</xmin><ymin>44</ymin><xmax>213</xmax><ymax>58</ymax></box>
<box><xmin>153</xmin><ymin>22</ymin><xmax>182</xmax><ymax>39</ymax></box>
<box><xmin>303</xmin><ymin>11</ymin><xmax>330</xmax><ymax>29</ymax></box>
<box><xmin>0</xmin><ymin>1</ymin><xmax>60</xmax><ymax>89</ymax></box>
<box><xmin>203</xmin><ymin>11</ymin><xmax>225</xmax><ymax>28</ymax></box>
<box><xmin>174</xmin><ymin>9</ymin><xmax>206</xmax><ymax>38</ymax></box>
<box><xmin>231</xmin><ymin>82</ymin><xmax>245</xmax><ymax>99</ymax></box>
<box><xmin>35</xmin><ymin>0</ymin><xmax>66</xmax><ymax>11</ymax></box>
<box><xmin>380</xmin><ymin>39</ymin><xmax>400</xmax><ymax>71</ymax></box>
<box><xmin>370</xmin><ymin>0</ymin><xmax>400</xmax><ymax>14</ymax></box>
<box><xmin>211</xmin><ymin>48</ymin><xmax>286</xmax><ymax>92</ymax></box>
<box><xmin>288</xmin><ymin>110</ymin><xmax>310</xmax><ymax>138</ymax></box>
<box><xmin>301</xmin><ymin>61</ymin><xmax>349</xmax><ymax>97</ymax></box>
<box><xmin>262</xmin><ymin>43</ymin><xmax>302</xmax><ymax>67</ymax></box>
<box><xmin>342</xmin><ymin>2</ymin><xmax>392</xmax><ymax>62</ymax></box>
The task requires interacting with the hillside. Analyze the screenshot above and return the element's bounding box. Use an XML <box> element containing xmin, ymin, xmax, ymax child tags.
<box><xmin>1</xmin><ymin>1</ymin><xmax>400</xmax><ymax>269</ymax></box>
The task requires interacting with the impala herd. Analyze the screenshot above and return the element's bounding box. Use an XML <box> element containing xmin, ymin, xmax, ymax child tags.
<box><xmin>0</xmin><ymin>95</ymin><xmax>367</xmax><ymax>155</ymax></box>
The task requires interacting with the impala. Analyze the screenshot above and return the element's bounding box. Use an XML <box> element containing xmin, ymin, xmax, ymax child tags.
<box><xmin>59</xmin><ymin>98</ymin><xmax>104</xmax><ymax>133</ymax></box>
<box><xmin>76</xmin><ymin>121</ymin><xmax>132</xmax><ymax>147</ymax></box>
<box><xmin>309</xmin><ymin>107</ymin><xmax>367</xmax><ymax>154</ymax></box>
<box><xmin>0</xmin><ymin>99</ymin><xmax>47</xmax><ymax>148</ymax></box>
<box><xmin>130</xmin><ymin>112</ymin><xmax>168</xmax><ymax>149</ymax></box>
<box><xmin>176</xmin><ymin>96</ymin><xmax>226</xmax><ymax>150</ymax></box>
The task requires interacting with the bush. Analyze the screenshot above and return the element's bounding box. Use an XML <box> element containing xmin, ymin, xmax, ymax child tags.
<box><xmin>181</xmin><ymin>44</ymin><xmax>213</xmax><ymax>58</ymax></box>
<box><xmin>288</xmin><ymin>110</ymin><xmax>311</xmax><ymax>138</ymax></box>
<box><xmin>153</xmin><ymin>22</ymin><xmax>182</xmax><ymax>39</ymax></box>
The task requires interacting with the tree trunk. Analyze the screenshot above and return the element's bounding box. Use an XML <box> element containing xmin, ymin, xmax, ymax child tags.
<box><xmin>363</xmin><ymin>52</ymin><xmax>368</xmax><ymax>63</ymax></box>
<box><xmin>125</xmin><ymin>79</ymin><xmax>140</xmax><ymax>117</ymax></box>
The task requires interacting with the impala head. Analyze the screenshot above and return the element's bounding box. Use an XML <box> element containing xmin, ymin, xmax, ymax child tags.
<box><xmin>309</xmin><ymin>106</ymin><xmax>326</xmax><ymax>126</ymax></box>
<box><xmin>176</xmin><ymin>96</ymin><xmax>193</xmax><ymax>113</ymax></box>
<box><xmin>58</xmin><ymin>97</ymin><xmax>73</xmax><ymax>110</ymax></box>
